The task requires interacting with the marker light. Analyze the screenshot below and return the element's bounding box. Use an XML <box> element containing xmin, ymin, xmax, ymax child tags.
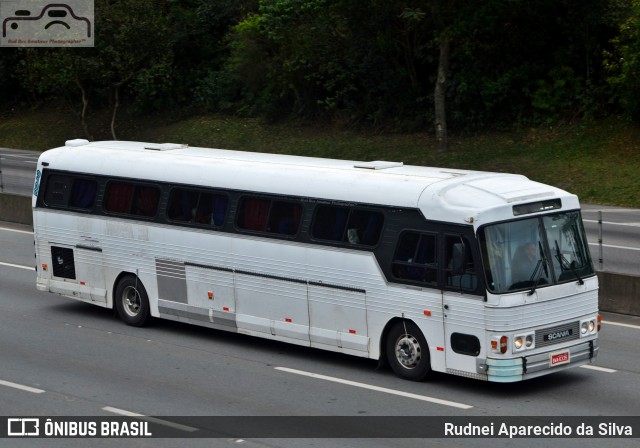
<box><xmin>500</xmin><ymin>336</ymin><xmax>508</xmax><ymax>354</ymax></box>
<box><xmin>491</xmin><ymin>335</ymin><xmax>509</xmax><ymax>354</ymax></box>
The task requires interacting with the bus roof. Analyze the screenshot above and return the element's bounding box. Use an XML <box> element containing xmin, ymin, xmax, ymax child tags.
<box><xmin>38</xmin><ymin>139</ymin><xmax>580</xmax><ymax>228</ymax></box>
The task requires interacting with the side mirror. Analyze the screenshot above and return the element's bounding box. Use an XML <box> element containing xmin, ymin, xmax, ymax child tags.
<box><xmin>452</xmin><ymin>243</ymin><xmax>467</xmax><ymax>276</ymax></box>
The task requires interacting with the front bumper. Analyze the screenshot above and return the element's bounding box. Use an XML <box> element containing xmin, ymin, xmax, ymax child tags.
<box><xmin>483</xmin><ymin>339</ymin><xmax>599</xmax><ymax>383</ymax></box>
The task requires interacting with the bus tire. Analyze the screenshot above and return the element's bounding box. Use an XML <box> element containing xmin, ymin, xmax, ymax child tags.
<box><xmin>385</xmin><ymin>321</ymin><xmax>432</xmax><ymax>381</ymax></box>
<box><xmin>114</xmin><ymin>275</ymin><xmax>151</xmax><ymax>327</ymax></box>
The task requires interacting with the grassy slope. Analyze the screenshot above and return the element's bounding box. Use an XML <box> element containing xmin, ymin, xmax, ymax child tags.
<box><xmin>1</xmin><ymin>109</ymin><xmax>638</xmax><ymax>207</ymax></box>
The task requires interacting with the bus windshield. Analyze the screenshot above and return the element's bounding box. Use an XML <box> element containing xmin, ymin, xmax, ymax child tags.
<box><xmin>479</xmin><ymin>211</ymin><xmax>594</xmax><ymax>294</ymax></box>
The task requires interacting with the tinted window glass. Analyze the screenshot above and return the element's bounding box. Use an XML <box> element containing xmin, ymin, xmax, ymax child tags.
<box><xmin>131</xmin><ymin>185</ymin><xmax>160</xmax><ymax>217</ymax></box>
<box><xmin>237</xmin><ymin>196</ymin><xmax>302</xmax><ymax>236</ymax></box>
<box><xmin>104</xmin><ymin>182</ymin><xmax>134</xmax><ymax>214</ymax></box>
<box><xmin>391</xmin><ymin>232</ymin><xmax>438</xmax><ymax>285</ymax></box>
<box><xmin>167</xmin><ymin>188</ymin><xmax>228</xmax><ymax>226</ymax></box>
<box><xmin>267</xmin><ymin>201</ymin><xmax>302</xmax><ymax>235</ymax></box>
<box><xmin>312</xmin><ymin>205</ymin><xmax>383</xmax><ymax>246</ymax></box>
<box><xmin>44</xmin><ymin>175</ymin><xmax>72</xmax><ymax>207</ymax></box>
<box><xmin>237</xmin><ymin>197</ymin><xmax>271</xmax><ymax>231</ymax></box>
<box><xmin>444</xmin><ymin>235</ymin><xmax>478</xmax><ymax>291</ymax></box>
<box><xmin>69</xmin><ymin>179</ymin><xmax>97</xmax><ymax>209</ymax></box>
<box><xmin>44</xmin><ymin>175</ymin><xmax>97</xmax><ymax>210</ymax></box>
<box><xmin>104</xmin><ymin>182</ymin><xmax>159</xmax><ymax>217</ymax></box>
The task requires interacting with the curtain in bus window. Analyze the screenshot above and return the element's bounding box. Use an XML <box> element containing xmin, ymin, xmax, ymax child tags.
<box><xmin>104</xmin><ymin>182</ymin><xmax>134</xmax><ymax>214</ymax></box>
<box><xmin>132</xmin><ymin>186</ymin><xmax>160</xmax><ymax>217</ymax></box>
<box><xmin>312</xmin><ymin>206</ymin><xmax>348</xmax><ymax>241</ymax></box>
<box><xmin>361</xmin><ymin>212</ymin><xmax>383</xmax><ymax>245</ymax></box>
<box><xmin>268</xmin><ymin>201</ymin><xmax>302</xmax><ymax>235</ymax></box>
<box><xmin>346</xmin><ymin>210</ymin><xmax>383</xmax><ymax>245</ymax></box>
<box><xmin>69</xmin><ymin>179</ymin><xmax>97</xmax><ymax>209</ymax></box>
<box><xmin>239</xmin><ymin>197</ymin><xmax>270</xmax><ymax>231</ymax></box>
<box><xmin>211</xmin><ymin>195</ymin><xmax>228</xmax><ymax>226</ymax></box>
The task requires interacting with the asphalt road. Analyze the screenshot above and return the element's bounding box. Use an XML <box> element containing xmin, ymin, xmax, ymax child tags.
<box><xmin>1</xmin><ymin>224</ymin><xmax>639</xmax><ymax>448</ymax></box>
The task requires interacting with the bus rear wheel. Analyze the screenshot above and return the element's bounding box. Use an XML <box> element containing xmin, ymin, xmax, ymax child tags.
<box><xmin>386</xmin><ymin>321</ymin><xmax>432</xmax><ymax>381</ymax></box>
<box><xmin>115</xmin><ymin>275</ymin><xmax>150</xmax><ymax>327</ymax></box>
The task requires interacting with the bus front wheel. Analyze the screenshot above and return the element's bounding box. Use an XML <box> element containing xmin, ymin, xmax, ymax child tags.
<box><xmin>114</xmin><ymin>275</ymin><xmax>151</xmax><ymax>327</ymax></box>
<box><xmin>386</xmin><ymin>321</ymin><xmax>432</xmax><ymax>381</ymax></box>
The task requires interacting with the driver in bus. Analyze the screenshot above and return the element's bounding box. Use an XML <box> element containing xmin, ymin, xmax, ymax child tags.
<box><xmin>511</xmin><ymin>241</ymin><xmax>538</xmax><ymax>284</ymax></box>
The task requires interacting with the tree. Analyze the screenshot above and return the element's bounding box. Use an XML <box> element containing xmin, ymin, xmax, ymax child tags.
<box><xmin>97</xmin><ymin>0</ymin><xmax>173</xmax><ymax>139</ymax></box>
<box><xmin>17</xmin><ymin>47</ymin><xmax>102</xmax><ymax>138</ymax></box>
<box><xmin>606</xmin><ymin>0</ymin><xmax>640</xmax><ymax>121</ymax></box>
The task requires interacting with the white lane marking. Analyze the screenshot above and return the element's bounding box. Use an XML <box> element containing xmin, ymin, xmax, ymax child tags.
<box><xmin>603</xmin><ymin>320</ymin><xmax>640</xmax><ymax>330</ymax></box>
<box><xmin>102</xmin><ymin>406</ymin><xmax>198</xmax><ymax>433</ymax></box>
<box><xmin>583</xmin><ymin>219</ymin><xmax>640</xmax><ymax>228</ymax></box>
<box><xmin>0</xmin><ymin>226</ymin><xmax>33</xmax><ymax>235</ymax></box>
<box><xmin>275</xmin><ymin>367</ymin><xmax>473</xmax><ymax>410</ymax></box>
<box><xmin>0</xmin><ymin>261</ymin><xmax>33</xmax><ymax>271</ymax></box>
<box><xmin>588</xmin><ymin>242</ymin><xmax>640</xmax><ymax>252</ymax></box>
<box><xmin>579</xmin><ymin>365</ymin><xmax>617</xmax><ymax>373</ymax></box>
<box><xmin>0</xmin><ymin>379</ymin><xmax>45</xmax><ymax>394</ymax></box>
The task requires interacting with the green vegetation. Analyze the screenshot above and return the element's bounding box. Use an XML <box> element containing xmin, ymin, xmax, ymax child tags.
<box><xmin>1</xmin><ymin>109</ymin><xmax>638</xmax><ymax>208</ymax></box>
<box><xmin>2</xmin><ymin>1</ymin><xmax>640</xmax><ymax>207</ymax></box>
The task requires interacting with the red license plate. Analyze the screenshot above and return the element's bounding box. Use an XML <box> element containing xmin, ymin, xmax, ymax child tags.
<box><xmin>550</xmin><ymin>351</ymin><xmax>570</xmax><ymax>367</ymax></box>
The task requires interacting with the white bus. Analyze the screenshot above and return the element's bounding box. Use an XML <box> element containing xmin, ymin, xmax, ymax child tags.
<box><xmin>32</xmin><ymin>139</ymin><xmax>600</xmax><ymax>382</ymax></box>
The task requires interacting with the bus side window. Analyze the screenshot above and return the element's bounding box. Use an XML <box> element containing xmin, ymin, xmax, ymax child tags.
<box><xmin>444</xmin><ymin>235</ymin><xmax>477</xmax><ymax>291</ymax></box>
<box><xmin>132</xmin><ymin>185</ymin><xmax>160</xmax><ymax>217</ymax></box>
<box><xmin>43</xmin><ymin>175</ymin><xmax>73</xmax><ymax>207</ymax></box>
<box><xmin>267</xmin><ymin>201</ymin><xmax>302</xmax><ymax>235</ymax></box>
<box><xmin>312</xmin><ymin>205</ymin><xmax>383</xmax><ymax>246</ymax></box>
<box><xmin>104</xmin><ymin>181</ymin><xmax>134</xmax><ymax>214</ymax></box>
<box><xmin>167</xmin><ymin>189</ymin><xmax>199</xmax><ymax>221</ymax></box>
<box><xmin>69</xmin><ymin>179</ymin><xmax>97</xmax><ymax>209</ymax></box>
<box><xmin>391</xmin><ymin>232</ymin><xmax>438</xmax><ymax>285</ymax></box>
<box><xmin>312</xmin><ymin>205</ymin><xmax>349</xmax><ymax>241</ymax></box>
<box><xmin>237</xmin><ymin>197</ymin><xmax>271</xmax><ymax>231</ymax></box>
<box><xmin>347</xmin><ymin>210</ymin><xmax>383</xmax><ymax>245</ymax></box>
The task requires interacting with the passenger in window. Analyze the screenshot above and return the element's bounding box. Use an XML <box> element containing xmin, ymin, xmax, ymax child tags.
<box><xmin>347</xmin><ymin>228</ymin><xmax>360</xmax><ymax>244</ymax></box>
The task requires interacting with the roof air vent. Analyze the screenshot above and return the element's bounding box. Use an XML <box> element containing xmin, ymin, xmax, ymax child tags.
<box><xmin>144</xmin><ymin>143</ymin><xmax>188</xmax><ymax>151</ymax></box>
<box><xmin>353</xmin><ymin>161</ymin><xmax>403</xmax><ymax>170</ymax></box>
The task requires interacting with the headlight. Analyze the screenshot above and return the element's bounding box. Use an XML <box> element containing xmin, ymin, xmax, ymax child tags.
<box><xmin>513</xmin><ymin>332</ymin><xmax>535</xmax><ymax>351</ymax></box>
<box><xmin>514</xmin><ymin>337</ymin><xmax>523</xmax><ymax>350</ymax></box>
<box><xmin>525</xmin><ymin>335</ymin><xmax>534</xmax><ymax>348</ymax></box>
<box><xmin>580</xmin><ymin>318</ymin><xmax>598</xmax><ymax>337</ymax></box>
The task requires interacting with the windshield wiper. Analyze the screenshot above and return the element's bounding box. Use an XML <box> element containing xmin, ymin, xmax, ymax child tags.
<box><xmin>528</xmin><ymin>242</ymin><xmax>549</xmax><ymax>296</ymax></box>
<box><xmin>554</xmin><ymin>241</ymin><xmax>584</xmax><ymax>285</ymax></box>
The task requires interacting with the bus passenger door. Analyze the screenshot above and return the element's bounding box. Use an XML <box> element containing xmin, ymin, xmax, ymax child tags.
<box><xmin>441</xmin><ymin>235</ymin><xmax>486</xmax><ymax>378</ymax></box>
<box><xmin>442</xmin><ymin>292</ymin><xmax>485</xmax><ymax>378</ymax></box>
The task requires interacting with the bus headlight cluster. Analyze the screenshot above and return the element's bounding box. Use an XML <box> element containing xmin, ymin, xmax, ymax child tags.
<box><xmin>513</xmin><ymin>332</ymin><xmax>535</xmax><ymax>352</ymax></box>
<box><xmin>580</xmin><ymin>318</ymin><xmax>598</xmax><ymax>337</ymax></box>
